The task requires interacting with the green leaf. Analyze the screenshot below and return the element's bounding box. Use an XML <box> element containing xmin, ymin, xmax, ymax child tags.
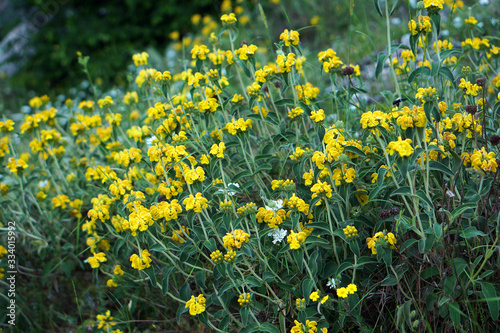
<box><xmin>447</xmin><ymin>302</ymin><xmax>462</xmax><ymax>326</ymax></box>
<box><xmin>176</xmin><ymin>304</ymin><xmax>188</xmax><ymax>324</ymax></box>
<box><xmin>240</xmin><ymin>306</ymin><xmax>250</xmax><ymax>326</ymax></box>
<box><xmin>390</xmin><ymin>0</ymin><xmax>401</xmax><ymax>16</ymax></box>
<box><xmin>450</xmin><ymin>203</ymin><xmax>477</xmax><ymax>223</ymax></box>
<box><xmin>391</xmin><ymin>186</ymin><xmax>411</xmax><ymax>197</ymax></box>
<box><xmin>343</xmin><ymin>145</ymin><xmax>366</xmax><ymax>158</ymax></box>
<box><xmin>336</xmin><ymin>261</ymin><xmax>353</xmax><ymax>275</ymax></box>
<box><xmin>440</xmin><ymin>49</ymin><xmax>463</xmax><ymax>62</ymax></box>
<box><xmin>236</xmin><ymin>59</ymin><xmax>252</xmax><ymax>78</ymax></box>
<box><xmin>301</xmin><ymin>278</ymin><xmax>315</xmax><ymax>299</ymax></box>
<box><xmin>195</xmin><ymin>270</ymin><xmax>207</xmax><ymax>289</ymax></box>
<box><xmin>161</xmin><ymin>266</ymin><xmax>176</xmax><ymax>296</ymax></box>
<box><xmin>274</xmin><ymin>98</ymin><xmax>295</xmax><ymax>106</ymax></box>
<box><xmin>293</xmin><ymin>249</ymin><xmax>304</xmax><ymax>271</ymax></box>
<box><xmin>259</xmin><ymin>323</ymin><xmax>281</xmax><ymax>333</ymax></box>
<box><xmin>428</xmin><ymin>160</ymin><xmax>454</xmax><ymax>177</ymax></box>
<box><xmin>254</xmin><ymin>164</ymin><xmax>272</xmax><ymax>175</ymax></box>
<box><xmin>460</xmin><ymin>226</ymin><xmax>487</xmax><ymax>238</ymax></box>
<box><xmin>479</xmin><ymin>282</ymin><xmax>499</xmax><ymax>320</ymax></box>
<box><xmin>179</xmin><ymin>283</ymin><xmax>191</xmax><ymax>301</ymax></box>
<box><xmin>381</xmin><ymin>274</ymin><xmax>398</xmax><ymax>286</ymax></box>
<box><xmin>433</xmin><ymin>223</ymin><xmax>443</xmax><ymax>239</ymax></box>
<box><xmin>231</xmin><ymin>170</ymin><xmax>253</xmax><ymax>182</ymax></box>
<box><xmin>373</xmin><ymin>0</ymin><xmax>383</xmax><ymax>17</ymax></box>
<box><xmin>453</xmin><ymin>258</ymin><xmax>468</xmax><ymax>277</ymax></box>
<box><xmin>415</xmin><ymin>190</ymin><xmax>434</xmax><ymax>209</ymax></box>
<box><xmin>204</xmin><ymin>239</ymin><xmax>217</xmax><ymax>253</ymax></box>
<box><xmin>375</xmin><ymin>52</ymin><xmax>387</xmax><ymax>78</ymax></box>
<box><xmin>430</xmin><ymin>61</ymin><xmax>440</xmax><ymax>77</ymax></box>
<box><xmin>408</xmin><ymin>67</ymin><xmax>431</xmax><ymax>83</ymax></box>
<box><xmin>144</xmin><ymin>266</ymin><xmax>157</xmax><ymax>287</ymax></box>
<box><xmin>438</xmin><ymin>67</ymin><xmax>457</xmax><ymax>89</ymax></box>
<box><xmin>430</xmin><ymin>13</ymin><xmax>441</xmax><ymax>36</ymax></box>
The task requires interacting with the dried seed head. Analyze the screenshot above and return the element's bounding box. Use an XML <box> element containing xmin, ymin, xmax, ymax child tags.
<box><xmin>341</xmin><ymin>66</ymin><xmax>355</xmax><ymax>76</ymax></box>
<box><xmin>379</xmin><ymin>209</ymin><xmax>391</xmax><ymax>220</ymax></box>
<box><xmin>389</xmin><ymin>207</ymin><xmax>400</xmax><ymax>216</ymax></box>
<box><xmin>490</xmin><ymin>135</ymin><xmax>500</xmax><ymax>146</ymax></box>
<box><xmin>274</xmin><ymin>81</ymin><xmax>281</xmax><ymax>88</ymax></box>
<box><xmin>240</xmin><ymin>40</ymin><xmax>249</xmax><ymax>47</ymax></box>
<box><xmin>465</xmin><ymin>105</ymin><xmax>477</xmax><ymax>115</ymax></box>
<box><xmin>262</xmin><ymin>85</ymin><xmax>269</xmax><ymax>93</ymax></box>
<box><xmin>475</xmin><ymin>77</ymin><xmax>486</xmax><ymax>87</ymax></box>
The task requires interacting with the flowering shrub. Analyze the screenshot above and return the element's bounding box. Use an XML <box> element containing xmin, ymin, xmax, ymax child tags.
<box><xmin>1</xmin><ymin>0</ymin><xmax>500</xmax><ymax>332</ymax></box>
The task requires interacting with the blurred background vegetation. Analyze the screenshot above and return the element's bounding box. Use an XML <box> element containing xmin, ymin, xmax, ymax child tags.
<box><xmin>0</xmin><ymin>0</ymin><xmax>410</xmax><ymax>113</ymax></box>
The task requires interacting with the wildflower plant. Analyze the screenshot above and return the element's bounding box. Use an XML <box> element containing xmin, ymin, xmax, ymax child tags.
<box><xmin>2</xmin><ymin>0</ymin><xmax>500</xmax><ymax>332</ymax></box>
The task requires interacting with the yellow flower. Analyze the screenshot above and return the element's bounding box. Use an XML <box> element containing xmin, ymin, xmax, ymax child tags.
<box><xmin>280</xmin><ymin>29</ymin><xmax>300</xmax><ymax>46</ymax></box>
<box><xmin>130</xmin><ymin>249</ymin><xmax>152</xmax><ymax>270</ymax></box>
<box><xmin>186</xmin><ymin>294</ymin><xmax>206</xmax><ymax>316</ymax></box>
<box><xmin>132</xmin><ymin>52</ymin><xmax>149</xmax><ymax>66</ymax></box>
<box><xmin>96</xmin><ymin>310</ymin><xmax>116</xmax><ymax>330</ymax></box>
<box><xmin>223</xmin><ymin>229</ymin><xmax>250</xmax><ymax>250</ymax></box>
<box><xmin>107</xmin><ymin>279</ymin><xmax>118</xmax><ymax>287</ymax></box>
<box><xmin>238</xmin><ymin>293</ymin><xmax>251</xmax><ymax>306</ymax></box>
<box><xmin>221</xmin><ymin>13</ymin><xmax>237</xmax><ymax>25</ymax></box>
<box><xmin>310</xmin><ymin>290</ymin><xmax>320</xmax><ymax>302</ymax></box>
<box><xmin>210</xmin><ymin>142</ymin><xmax>226</xmax><ymax>158</ymax></box>
<box><xmin>210</xmin><ymin>250</ymin><xmax>223</xmax><ymax>263</ymax></box>
<box><xmin>321</xmin><ymin>295</ymin><xmax>329</xmax><ymax>304</ymax></box>
<box><xmin>337</xmin><ymin>287</ymin><xmax>348</xmax><ymax>298</ymax></box>
<box><xmin>346</xmin><ymin>283</ymin><xmax>357</xmax><ymax>294</ymax></box>
<box><xmin>114</xmin><ymin>265</ymin><xmax>124</xmax><ymax>275</ymax></box>
<box><xmin>343</xmin><ymin>225</ymin><xmax>358</xmax><ymax>239</ymax></box>
<box><xmin>310</xmin><ymin>109</ymin><xmax>325</xmax><ymax>123</ymax></box>
<box><xmin>387</xmin><ymin>137</ymin><xmax>414</xmax><ymax>157</ymax></box>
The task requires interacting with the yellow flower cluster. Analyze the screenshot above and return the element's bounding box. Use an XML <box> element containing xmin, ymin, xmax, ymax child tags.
<box><xmin>296</xmin><ymin>83</ymin><xmax>319</xmax><ymax>105</ymax></box>
<box><xmin>130</xmin><ymin>249</ymin><xmax>152</xmax><ymax>270</ymax></box>
<box><xmin>210</xmin><ymin>250</ymin><xmax>223</xmax><ymax>263</ymax></box>
<box><xmin>287</xmin><ymin>229</ymin><xmax>311</xmax><ymax>250</ymax></box>
<box><xmin>366</xmin><ymin>231</ymin><xmax>397</xmax><ymax>255</ymax></box>
<box><xmin>408</xmin><ymin>15</ymin><xmax>431</xmax><ymax>35</ymax></box>
<box><xmin>395</xmin><ymin>105</ymin><xmax>427</xmax><ymax>130</ymax></box>
<box><xmin>237</xmin><ymin>202</ymin><xmax>258</xmax><ymax>217</ymax></box>
<box><xmin>223</xmin><ymin>229</ymin><xmax>250</xmax><ymax>250</ymax></box>
<box><xmin>88</xmin><ymin>252</ymin><xmax>107</xmax><ymax>268</ymax></box>
<box><xmin>185</xmin><ymin>294</ymin><xmax>206</xmax><ymax>316</ymax></box>
<box><xmin>415</xmin><ymin>87</ymin><xmax>438</xmax><ymax>104</ymax></box>
<box><xmin>280</xmin><ymin>29</ymin><xmax>300</xmax><ymax>46</ymax></box>
<box><xmin>257</xmin><ymin>206</ymin><xmax>286</xmax><ymax>228</ymax></box>
<box><xmin>286</xmin><ymin>193</ymin><xmax>309</xmax><ymax>214</ymax></box>
<box><xmin>237</xmin><ymin>293</ymin><xmax>251</xmax><ymax>306</ymax></box>
<box><xmin>311</xmin><ymin>181</ymin><xmax>332</xmax><ymax>200</ymax></box>
<box><xmin>462</xmin><ymin>37</ymin><xmax>490</xmax><ymax>51</ymax></box>
<box><xmin>235</xmin><ymin>44</ymin><xmax>258</xmax><ymax>60</ymax></box>
<box><xmin>318</xmin><ymin>48</ymin><xmax>343</xmax><ymax>73</ymax></box>
<box><xmin>291</xmin><ymin>319</ymin><xmax>317</xmax><ymax>333</ymax></box>
<box><xmin>271</xmin><ymin>179</ymin><xmax>295</xmax><ymax>191</ymax></box>
<box><xmin>310</xmin><ymin>109</ymin><xmax>325</xmax><ymax>123</ymax></box>
<box><xmin>387</xmin><ymin>137</ymin><xmax>414</xmax><ymax>158</ymax></box>
<box><xmin>458</xmin><ymin>79</ymin><xmax>482</xmax><ymax>97</ymax></box>
<box><xmin>172</xmin><ymin>226</ymin><xmax>190</xmax><ymax>243</ymax></box>
<box><xmin>277</xmin><ymin>53</ymin><xmax>296</xmax><ymax>73</ymax></box>
<box><xmin>288</xmin><ymin>107</ymin><xmax>304</xmax><ymax>119</ymax></box>
<box><xmin>183</xmin><ymin>193</ymin><xmax>209</xmax><ymax>213</ymax></box>
<box><xmin>343</xmin><ymin>225</ymin><xmax>358</xmax><ymax>239</ymax></box>
<box><xmin>132</xmin><ymin>52</ymin><xmax>149</xmax><ymax>66</ymax></box>
<box><xmin>210</xmin><ymin>142</ymin><xmax>226</xmax><ymax>158</ymax></box>
<box><xmin>223</xmin><ymin>118</ymin><xmax>253</xmax><ymax>135</ymax></box>
<box><xmin>470</xmin><ymin>147</ymin><xmax>497</xmax><ymax>173</ymax></box>
<box><xmin>337</xmin><ymin>283</ymin><xmax>357</xmax><ymax>298</ymax></box>
<box><xmin>221</xmin><ymin>13</ymin><xmax>237</xmax><ymax>25</ymax></box>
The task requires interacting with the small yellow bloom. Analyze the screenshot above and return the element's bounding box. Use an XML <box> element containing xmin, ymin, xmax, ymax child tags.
<box><xmin>310</xmin><ymin>290</ymin><xmax>320</xmax><ymax>302</ymax></box>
